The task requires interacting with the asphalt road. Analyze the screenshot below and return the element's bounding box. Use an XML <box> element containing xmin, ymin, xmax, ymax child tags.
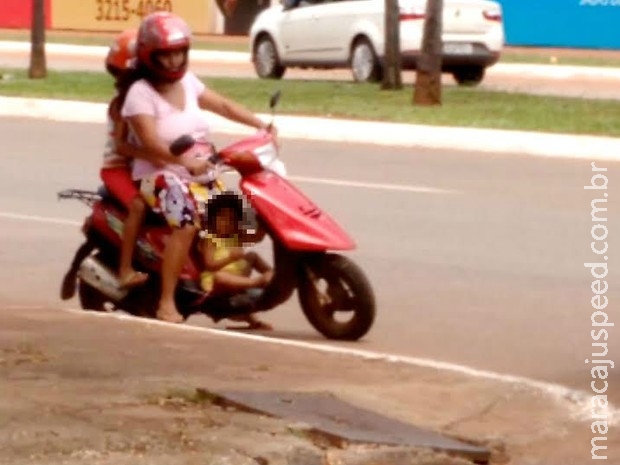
<box><xmin>2</xmin><ymin>48</ymin><xmax>620</xmax><ymax>100</ymax></box>
<box><xmin>0</xmin><ymin>117</ymin><xmax>618</xmax><ymax>406</ymax></box>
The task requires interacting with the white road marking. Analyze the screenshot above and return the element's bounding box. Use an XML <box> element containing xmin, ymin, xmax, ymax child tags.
<box><xmin>223</xmin><ymin>172</ymin><xmax>459</xmax><ymax>195</ymax></box>
<box><xmin>289</xmin><ymin>176</ymin><xmax>458</xmax><ymax>194</ymax></box>
<box><xmin>0</xmin><ymin>212</ymin><xmax>80</xmax><ymax>226</ymax></box>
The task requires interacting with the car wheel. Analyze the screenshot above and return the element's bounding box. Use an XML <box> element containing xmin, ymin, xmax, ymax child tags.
<box><xmin>452</xmin><ymin>66</ymin><xmax>485</xmax><ymax>86</ymax></box>
<box><xmin>350</xmin><ymin>39</ymin><xmax>382</xmax><ymax>83</ymax></box>
<box><xmin>253</xmin><ymin>35</ymin><xmax>286</xmax><ymax>79</ymax></box>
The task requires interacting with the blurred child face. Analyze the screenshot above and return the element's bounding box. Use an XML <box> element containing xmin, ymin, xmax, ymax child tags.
<box><xmin>214</xmin><ymin>207</ymin><xmax>239</xmax><ymax>237</ymax></box>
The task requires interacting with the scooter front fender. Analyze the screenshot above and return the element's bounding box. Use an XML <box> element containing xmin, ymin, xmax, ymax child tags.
<box><xmin>240</xmin><ymin>172</ymin><xmax>355</xmax><ymax>252</ymax></box>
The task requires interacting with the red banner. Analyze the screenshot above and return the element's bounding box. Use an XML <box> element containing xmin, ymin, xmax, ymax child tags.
<box><xmin>0</xmin><ymin>0</ymin><xmax>52</xmax><ymax>29</ymax></box>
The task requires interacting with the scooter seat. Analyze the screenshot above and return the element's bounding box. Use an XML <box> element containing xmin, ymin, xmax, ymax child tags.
<box><xmin>96</xmin><ymin>185</ymin><xmax>167</xmax><ymax>227</ymax></box>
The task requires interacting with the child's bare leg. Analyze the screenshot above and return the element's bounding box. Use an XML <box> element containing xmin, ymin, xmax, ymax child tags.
<box><xmin>227</xmin><ymin>312</ymin><xmax>273</xmax><ymax>330</ymax></box>
<box><xmin>244</xmin><ymin>251</ymin><xmax>274</xmax><ymax>284</ymax></box>
<box><xmin>213</xmin><ymin>270</ymin><xmax>264</xmax><ymax>294</ymax></box>
<box><xmin>119</xmin><ymin>197</ymin><xmax>148</xmax><ymax>288</ymax></box>
<box><xmin>246</xmin><ymin>251</ymin><xmax>272</xmax><ymax>273</ymax></box>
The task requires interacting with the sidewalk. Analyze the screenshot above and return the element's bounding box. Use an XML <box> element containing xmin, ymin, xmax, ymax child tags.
<box><xmin>0</xmin><ymin>304</ymin><xmax>612</xmax><ymax>465</ymax></box>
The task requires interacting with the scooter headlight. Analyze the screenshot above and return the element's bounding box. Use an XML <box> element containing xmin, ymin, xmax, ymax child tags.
<box><xmin>254</xmin><ymin>142</ymin><xmax>287</xmax><ymax>177</ymax></box>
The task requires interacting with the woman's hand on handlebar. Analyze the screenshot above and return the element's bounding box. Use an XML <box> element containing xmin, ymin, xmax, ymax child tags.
<box><xmin>262</xmin><ymin>123</ymin><xmax>279</xmax><ymax>147</ymax></box>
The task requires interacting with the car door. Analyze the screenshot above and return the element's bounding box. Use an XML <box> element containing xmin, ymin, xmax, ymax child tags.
<box><xmin>279</xmin><ymin>0</ymin><xmax>328</xmax><ymax>61</ymax></box>
<box><xmin>305</xmin><ymin>0</ymin><xmax>356</xmax><ymax>63</ymax></box>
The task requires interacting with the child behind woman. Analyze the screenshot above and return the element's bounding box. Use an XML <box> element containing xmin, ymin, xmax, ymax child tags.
<box><xmin>100</xmin><ymin>29</ymin><xmax>149</xmax><ymax>289</ymax></box>
<box><xmin>61</xmin><ymin>29</ymin><xmax>150</xmax><ymax>300</ymax></box>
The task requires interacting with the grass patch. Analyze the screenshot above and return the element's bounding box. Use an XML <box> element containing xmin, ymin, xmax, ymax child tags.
<box><xmin>500</xmin><ymin>52</ymin><xmax>620</xmax><ymax>68</ymax></box>
<box><xmin>2</xmin><ymin>67</ymin><xmax>619</xmax><ymax>136</ymax></box>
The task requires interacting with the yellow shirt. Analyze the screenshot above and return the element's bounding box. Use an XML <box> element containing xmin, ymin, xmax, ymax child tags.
<box><xmin>200</xmin><ymin>233</ymin><xmax>250</xmax><ymax>293</ymax></box>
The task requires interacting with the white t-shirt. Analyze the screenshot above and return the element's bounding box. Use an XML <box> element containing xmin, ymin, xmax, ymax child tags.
<box><xmin>121</xmin><ymin>72</ymin><xmax>210</xmax><ymax>181</ymax></box>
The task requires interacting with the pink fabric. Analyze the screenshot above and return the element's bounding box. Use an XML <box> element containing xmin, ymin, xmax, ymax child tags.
<box><xmin>121</xmin><ymin>72</ymin><xmax>210</xmax><ymax>181</ymax></box>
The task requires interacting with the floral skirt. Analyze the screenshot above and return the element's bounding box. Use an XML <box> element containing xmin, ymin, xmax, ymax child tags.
<box><xmin>139</xmin><ymin>171</ymin><xmax>199</xmax><ymax>229</ymax></box>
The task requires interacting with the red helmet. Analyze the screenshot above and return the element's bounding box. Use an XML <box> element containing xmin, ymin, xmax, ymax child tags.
<box><xmin>105</xmin><ymin>29</ymin><xmax>138</xmax><ymax>75</ymax></box>
<box><xmin>136</xmin><ymin>11</ymin><xmax>191</xmax><ymax>83</ymax></box>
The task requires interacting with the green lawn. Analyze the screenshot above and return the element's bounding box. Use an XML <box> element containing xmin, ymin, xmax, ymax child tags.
<box><xmin>499</xmin><ymin>53</ymin><xmax>620</xmax><ymax>68</ymax></box>
<box><xmin>1</xmin><ymin>68</ymin><xmax>619</xmax><ymax>137</ymax></box>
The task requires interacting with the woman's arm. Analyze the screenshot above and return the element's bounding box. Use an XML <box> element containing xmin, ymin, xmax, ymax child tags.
<box><xmin>198</xmin><ymin>88</ymin><xmax>276</xmax><ymax>135</ymax></box>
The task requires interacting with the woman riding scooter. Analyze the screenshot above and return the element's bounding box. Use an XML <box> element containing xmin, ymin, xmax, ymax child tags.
<box><xmin>121</xmin><ymin>11</ymin><xmax>278</xmax><ymax>323</ymax></box>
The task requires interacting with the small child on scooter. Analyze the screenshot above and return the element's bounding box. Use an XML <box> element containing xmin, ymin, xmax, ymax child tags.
<box><xmin>61</xmin><ymin>29</ymin><xmax>149</xmax><ymax>300</ymax></box>
<box><xmin>100</xmin><ymin>29</ymin><xmax>151</xmax><ymax>289</ymax></box>
<box><xmin>199</xmin><ymin>191</ymin><xmax>274</xmax><ymax>330</ymax></box>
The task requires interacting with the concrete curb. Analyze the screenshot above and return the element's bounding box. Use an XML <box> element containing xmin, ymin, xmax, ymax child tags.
<box><xmin>1</xmin><ymin>95</ymin><xmax>619</xmax><ymax>161</ymax></box>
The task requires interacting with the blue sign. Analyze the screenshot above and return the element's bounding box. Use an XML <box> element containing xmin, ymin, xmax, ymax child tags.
<box><xmin>497</xmin><ymin>0</ymin><xmax>620</xmax><ymax>49</ymax></box>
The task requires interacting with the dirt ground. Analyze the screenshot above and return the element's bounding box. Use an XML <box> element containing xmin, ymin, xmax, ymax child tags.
<box><xmin>1</xmin><ymin>304</ymin><xmax>617</xmax><ymax>465</ymax></box>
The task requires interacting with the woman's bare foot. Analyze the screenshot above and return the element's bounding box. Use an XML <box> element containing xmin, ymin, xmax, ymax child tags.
<box><xmin>156</xmin><ymin>306</ymin><xmax>184</xmax><ymax>323</ymax></box>
<box><xmin>118</xmin><ymin>270</ymin><xmax>149</xmax><ymax>289</ymax></box>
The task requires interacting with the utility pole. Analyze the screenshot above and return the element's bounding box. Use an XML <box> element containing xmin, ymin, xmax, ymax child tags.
<box><xmin>381</xmin><ymin>0</ymin><xmax>402</xmax><ymax>90</ymax></box>
<box><xmin>29</xmin><ymin>0</ymin><xmax>47</xmax><ymax>79</ymax></box>
<box><xmin>413</xmin><ymin>0</ymin><xmax>443</xmax><ymax>105</ymax></box>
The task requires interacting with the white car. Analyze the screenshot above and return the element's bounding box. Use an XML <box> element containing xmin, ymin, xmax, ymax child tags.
<box><xmin>249</xmin><ymin>0</ymin><xmax>504</xmax><ymax>85</ymax></box>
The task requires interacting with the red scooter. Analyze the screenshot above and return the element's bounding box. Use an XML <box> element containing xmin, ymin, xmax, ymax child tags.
<box><xmin>58</xmin><ymin>92</ymin><xmax>375</xmax><ymax>341</ymax></box>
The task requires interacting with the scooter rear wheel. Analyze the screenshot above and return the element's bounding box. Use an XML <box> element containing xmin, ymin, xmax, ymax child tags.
<box><xmin>78</xmin><ymin>279</ymin><xmax>109</xmax><ymax>312</ymax></box>
<box><xmin>298</xmin><ymin>253</ymin><xmax>375</xmax><ymax>341</ymax></box>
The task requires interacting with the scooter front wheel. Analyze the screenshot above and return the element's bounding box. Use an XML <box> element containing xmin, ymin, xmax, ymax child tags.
<box><xmin>298</xmin><ymin>253</ymin><xmax>375</xmax><ymax>341</ymax></box>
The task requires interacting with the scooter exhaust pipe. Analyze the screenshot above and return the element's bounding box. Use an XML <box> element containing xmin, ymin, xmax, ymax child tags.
<box><xmin>77</xmin><ymin>256</ymin><xmax>130</xmax><ymax>302</ymax></box>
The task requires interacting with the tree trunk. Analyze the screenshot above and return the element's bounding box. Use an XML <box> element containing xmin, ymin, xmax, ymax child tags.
<box><xmin>29</xmin><ymin>0</ymin><xmax>47</xmax><ymax>79</ymax></box>
<box><xmin>413</xmin><ymin>0</ymin><xmax>443</xmax><ymax>105</ymax></box>
<box><xmin>381</xmin><ymin>0</ymin><xmax>402</xmax><ymax>90</ymax></box>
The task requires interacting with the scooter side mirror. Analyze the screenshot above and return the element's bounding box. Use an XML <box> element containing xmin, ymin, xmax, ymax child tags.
<box><xmin>269</xmin><ymin>90</ymin><xmax>281</xmax><ymax>110</ymax></box>
<box><xmin>169</xmin><ymin>135</ymin><xmax>196</xmax><ymax>156</ymax></box>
